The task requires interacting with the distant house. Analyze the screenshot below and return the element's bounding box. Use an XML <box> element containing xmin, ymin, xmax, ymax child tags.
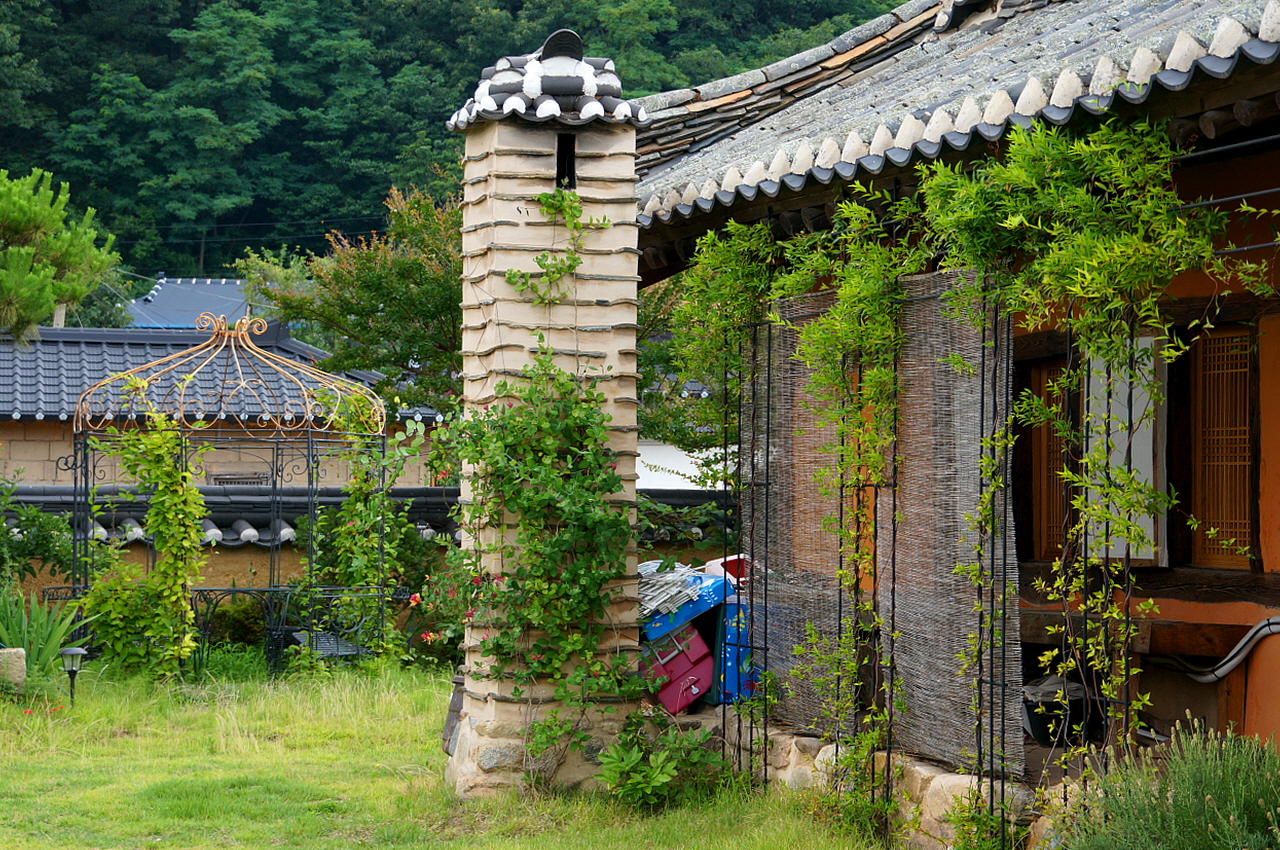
<box><xmin>0</xmin><ymin>321</ymin><xmax>452</xmax><ymax>588</ymax></box>
<box><xmin>128</xmin><ymin>275</ymin><xmax>250</xmax><ymax>328</ymax></box>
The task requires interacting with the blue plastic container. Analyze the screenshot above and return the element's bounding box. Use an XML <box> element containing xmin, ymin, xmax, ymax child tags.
<box><xmin>642</xmin><ymin>573</ymin><xmax>733</xmax><ymax>641</ymax></box>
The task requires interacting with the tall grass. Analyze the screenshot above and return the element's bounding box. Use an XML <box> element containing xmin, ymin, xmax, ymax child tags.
<box><xmin>0</xmin><ymin>663</ymin><xmax>877</xmax><ymax>850</ymax></box>
<box><xmin>1062</xmin><ymin>722</ymin><xmax>1280</xmax><ymax>850</ymax></box>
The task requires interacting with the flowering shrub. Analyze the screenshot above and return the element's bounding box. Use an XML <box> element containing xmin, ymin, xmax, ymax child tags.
<box><xmin>406</xmin><ymin>566</ymin><xmax>492</xmax><ymax>665</ymax></box>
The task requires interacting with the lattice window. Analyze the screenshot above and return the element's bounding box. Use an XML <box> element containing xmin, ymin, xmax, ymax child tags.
<box><xmin>1191</xmin><ymin>329</ymin><xmax>1253</xmax><ymax>568</ymax></box>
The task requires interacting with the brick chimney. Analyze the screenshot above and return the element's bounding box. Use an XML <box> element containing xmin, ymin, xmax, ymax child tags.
<box><xmin>443</xmin><ymin>29</ymin><xmax>651</xmax><ymax>796</ymax></box>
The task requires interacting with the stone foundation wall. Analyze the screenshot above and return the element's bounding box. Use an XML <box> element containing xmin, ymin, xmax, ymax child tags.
<box><xmin>718</xmin><ymin>715</ymin><xmax>1043</xmax><ymax>849</ymax></box>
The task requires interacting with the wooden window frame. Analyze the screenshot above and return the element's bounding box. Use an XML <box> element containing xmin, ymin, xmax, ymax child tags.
<box><xmin>1187</xmin><ymin>326</ymin><xmax>1258</xmax><ymax>570</ymax></box>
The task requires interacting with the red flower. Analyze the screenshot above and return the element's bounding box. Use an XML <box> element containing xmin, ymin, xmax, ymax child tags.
<box><xmin>470</xmin><ymin>575</ymin><xmax>482</xmax><ymax>585</ymax></box>
<box><xmin>446</xmin><ymin>590</ymin><xmax>456</xmax><ymax>598</ymax></box>
<box><xmin>22</xmin><ymin>709</ymin><xmax>32</xmax><ymax>714</ymax></box>
<box><xmin>409</xmin><ymin>593</ymin><xmax>422</xmax><ymax>606</ymax></box>
<box><xmin>464</xmin><ymin>609</ymin><xmax>476</xmax><ymax>620</ymax></box>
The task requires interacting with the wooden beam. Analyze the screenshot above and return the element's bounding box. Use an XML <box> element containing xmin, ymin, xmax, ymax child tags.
<box><xmin>1021</xmin><ymin>608</ymin><xmax>1251</xmax><ymax>657</ymax></box>
<box><xmin>1014</xmin><ymin>329</ymin><xmax>1069</xmax><ymax>361</ymax></box>
<box><xmin>1200</xmin><ymin>109</ymin><xmax>1241</xmax><ymax>140</ymax></box>
<box><xmin>1234</xmin><ymin>96</ymin><xmax>1280</xmax><ymax>127</ymax></box>
<box><xmin>1024</xmin><ymin>560</ymin><xmax>1280</xmax><ymax>608</ymax></box>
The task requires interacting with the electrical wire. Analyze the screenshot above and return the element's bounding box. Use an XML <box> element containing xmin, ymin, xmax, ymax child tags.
<box><xmin>113</xmin><ymin>229</ymin><xmax>377</xmax><ymax>247</ymax></box>
<box><xmin>108</xmin><ymin>214</ymin><xmax>386</xmax><ymax>232</ymax></box>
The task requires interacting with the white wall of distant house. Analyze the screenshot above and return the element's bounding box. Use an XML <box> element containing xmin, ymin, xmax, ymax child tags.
<box><xmin>636</xmin><ymin>439</ymin><xmax>708</xmax><ymax>490</ymax></box>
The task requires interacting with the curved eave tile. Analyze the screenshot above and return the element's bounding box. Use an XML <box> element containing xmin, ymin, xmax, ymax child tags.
<box><xmin>914</xmin><ymin>139</ymin><xmax>942</xmax><ymax>159</ymax></box>
<box><xmin>756</xmin><ymin>180</ymin><xmax>782</xmax><ymax>199</ymax></box>
<box><xmin>810</xmin><ymin>165</ymin><xmax>836</xmax><ymax>184</ymax></box>
<box><xmin>781</xmin><ymin>173</ymin><xmax>807</xmax><ymax>192</ymax></box>
<box><xmin>1077</xmin><ymin>93</ymin><xmax>1113</xmax><ymax>115</ymax></box>
<box><xmin>833</xmin><ymin>161</ymin><xmax>859</xmax><ymax>180</ymax></box>
<box><xmin>941</xmin><ymin>130</ymin><xmax>977</xmax><ymax>151</ymax></box>
<box><xmin>1040</xmin><ymin>104</ymin><xmax>1075</xmax><ymax>125</ymax></box>
<box><xmin>1196</xmin><ymin>54</ymin><xmax>1238</xmax><ymax>79</ymax></box>
<box><xmin>1153</xmin><ymin>68</ymin><xmax>1195</xmax><ymax>91</ymax></box>
<box><xmin>885</xmin><ymin>147</ymin><xmax>914</xmax><ymax>167</ymax></box>
<box><xmin>1115</xmin><ymin>81</ymin><xmax>1152</xmax><ymax>104</ymax></box>
<box><xmin>856</xmin><ymin>154</ymin><xmax>886</xmax><ymax>175</ymax></box>
<box><xmin>975</xmin><ymin>121</ymin><xmax>1008</xmax><ymax>141</ymax></box>
<box><xmin>638</xmin><ymin>37</ymin><xmax>1280</xmax><ymax>239</ymax></box>
<box><xmin>1243</xmin><ymin>39</ymin><xmax>1280</xmax><ymax>64</ymax></box>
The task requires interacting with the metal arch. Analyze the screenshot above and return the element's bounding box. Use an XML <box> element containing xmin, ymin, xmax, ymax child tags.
<box><xmin>73</xmin><ymin>313</ymin><xmax>386</xmax><ymax>436</ymax></box>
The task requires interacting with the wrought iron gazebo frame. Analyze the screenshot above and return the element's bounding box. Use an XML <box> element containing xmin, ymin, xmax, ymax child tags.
<box><xmin>64</xmin><ymin>313</ymin><xmax>395</xmax><ymax>670</ymax></box>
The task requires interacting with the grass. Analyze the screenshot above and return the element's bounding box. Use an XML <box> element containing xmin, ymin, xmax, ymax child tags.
<box><xmin>1</xmin><ymin>655</ymin><xmax>878</xmax><ymax>850</ymax></box>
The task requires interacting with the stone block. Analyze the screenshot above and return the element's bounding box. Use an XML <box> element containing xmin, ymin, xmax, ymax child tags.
<box><xmin>899</xmin><ymin>757</ymin><xmax>950</xmax><ymax>802</ymax></box>
<box><xmin>476</xmin><ymin>742</ymin><xmax>525</xmax><ymax>772</ymax></box>
<box><xmin>793</xmin><ymin>735</ymin><xmax>824</xmax><ymax>758</ymax></box>
<box><xmin>576</xmin><ymin>156</ymin><xmax>643</xmax><ymax>182</ymax></box>
<box><xmin>574</xmin><ymin>128</ymin><xmax>637</xmax><ymax>156</ymax></box>
<box><xmin>816</xmin><ymin>743</ymin><xmax>841</xmax><ymax>788</ymax></box>
<box><xmin>1026</xmin><ymin>815</ymin><xmax>1056</xmax><ymax>848</ymax></box>
<box><xmin>8</xmin><ymin>440</ymin><xmax>50</xmax><ymax>461</ymax></box>
<box><xmin>0</xmin><ymin>648</ymin><xmax>25</xmax><ymax>690</ymax></box>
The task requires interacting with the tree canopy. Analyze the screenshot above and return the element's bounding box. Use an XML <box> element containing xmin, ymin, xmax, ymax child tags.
<box><xmin>0</xmin><ymin>169</ymin><xmax>119</xmax><ymax>339</ymax></box>
<box><xmin>0</xmin><ymin>0</ymin><xmax>893</xmax><ymax>276</ymax></box>
<box><xmin>235</xmin><ymin>188</ymin><xmax>462</xmax><ymax>414</ymax></box>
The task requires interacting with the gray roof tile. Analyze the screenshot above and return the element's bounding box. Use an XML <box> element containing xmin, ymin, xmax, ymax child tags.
<box><xmin>634</xmin><ymin>0</ymin><xmax>1273</xmax><ymax>221</ymax></box>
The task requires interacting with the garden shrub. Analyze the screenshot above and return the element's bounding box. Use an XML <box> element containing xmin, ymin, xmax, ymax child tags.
<box><xmin>0</xmin><ymin>480</ymin><xmax>74</xmax><ymax>587</ymax></box>
<box><xmin>206</xmin><ymin>598</ymin><xmax>265</xmax><ymax>647</ymax></box>
<box><xmin>598</xmin><ymin>709</ymin><xmax>732</xmax><ymax>809</ymax></box>
<box><xmin>1061</xmin><ymin>722</ymin><xmax>1280</xmax><ymax>850</ymax></box>
<box><xmin>83</xmin><ymin>561</ymin><xmax>195</xmax><ymax>675</ymax></box>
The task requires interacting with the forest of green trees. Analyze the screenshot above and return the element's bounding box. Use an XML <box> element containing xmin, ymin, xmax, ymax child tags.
<box><xmin>1</xmin><ymin>0</ymin><xmax>891</xmax><ymax>278</ymax></box>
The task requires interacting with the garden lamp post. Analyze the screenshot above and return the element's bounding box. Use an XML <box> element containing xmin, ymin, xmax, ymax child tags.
<box><xmin>58</xmin><ymin>647</ymin><xmax>87</xmax><ymax>706</ymax></box>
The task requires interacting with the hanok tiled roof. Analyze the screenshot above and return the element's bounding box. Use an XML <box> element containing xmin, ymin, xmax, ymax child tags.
<box><xmin>0</xmin><ymin>323</ymin><xmax>398</xmax><ymax>423</ymax></box>
<box><xmin>447</xmin><ymin>29</ymin><xmax>653</xmax><ymax>132</ymax></box>
<box><xmin>128</xmin><ymin>278</ymin><xmax>250</xmax><ymax>329</ymax></box>
<box><xmin>633</xmin><ymin>0</ymin><xmax>1280</xmax><ymax>225</ymax></box>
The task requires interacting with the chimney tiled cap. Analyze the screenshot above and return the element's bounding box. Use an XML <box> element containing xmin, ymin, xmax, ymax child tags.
<box><xmin>447</xmin><ymin>29</ymin><xmax>652</xmax><ymax>132</ymax></box>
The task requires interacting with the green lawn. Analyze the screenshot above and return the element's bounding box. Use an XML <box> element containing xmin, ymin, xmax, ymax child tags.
<box><xmin>1</xmin><ymin>660</ymin><xmax>875</xmax><ymax>850</ymax></box>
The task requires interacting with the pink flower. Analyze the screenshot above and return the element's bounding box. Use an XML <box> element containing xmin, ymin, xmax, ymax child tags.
<box><xmin>446</xmin><ymin>590</ymin><xmax>456</xmax><ymax>598</ymax></box>
<box><xmin>409</xmin><ymin>593</ymin><xmax>422</xmax><ymax>606</ymax></box>
<box><xmin>464</xmin><ymin>609</ymin><xmax>476</xmax><ymax>621</ymax></box>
